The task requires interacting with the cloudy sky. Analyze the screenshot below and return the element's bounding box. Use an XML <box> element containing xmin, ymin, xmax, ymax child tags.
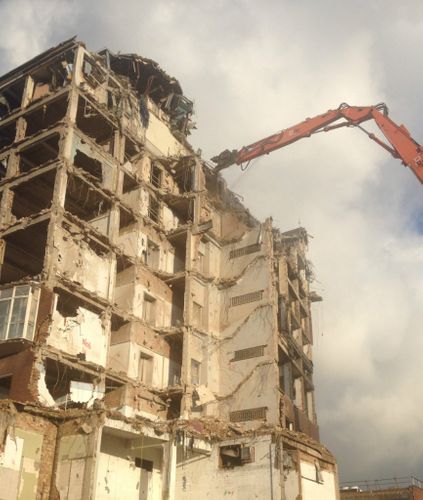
<box><xmin>1</xmin><ymin>0</ymin><xmax>423</xmax><ymax>484</ymax></box>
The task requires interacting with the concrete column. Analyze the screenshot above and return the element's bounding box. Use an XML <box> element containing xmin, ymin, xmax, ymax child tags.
<box><xmin>21</xmin><ymin>75</ymin><xmax>35</xmax><ymax>109</ymax></box>
<box><xmin>162</xmin><ymin>439</ymin><xmax>177</xmax><ymax>500</ymax></box>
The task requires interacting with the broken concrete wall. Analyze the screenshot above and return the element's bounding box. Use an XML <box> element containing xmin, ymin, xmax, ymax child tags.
<box><xmin>52</xmin><ymin>224</ymin><xmax>113</xmax><ymax>300</ymax></box>
<box><xmin>55</xmin><ymin>415</ymin><xmax>103</xmax><ymax>500</ymax></box>
<box><xmin>114</xmin><ymin>265</ymin><xmax>173</xmax><ymax>327</ymax></box>
<box><xmin>108</xmin><ymin>323</ymin><xmax>181</xmax><ymax>389</ymax></box>
<box><xmin>104</xmin><ymin>384</ymin><xmax>167</xmax><ymax>420</ymax></box>
<box><xmin>71</xmin><ymin>132</ymin><xmax>117</xmax><ymax>192</ymax></box>
<box><xmin>145</xmin><ymin>111</ymin><xmax>187</xmax><ymax>158</ymax></box>
<box><xmin>117</xmin><ymin>221</ymin><xmax>177</xmax><ymax>273</ymax></box>
<box><xmin>0</xmin><ymin>405</ymin><xmax>57</xmax><ymax>500</ymax></box>
<box><xmin>48</xmin><ymin>295</ymin><xmax>108</xmax><ymax>366</ymax></box>
<box><xmin>209</xmin><ymin>222</ymin><xmax>279</xmax><ymax>423</ymax></box>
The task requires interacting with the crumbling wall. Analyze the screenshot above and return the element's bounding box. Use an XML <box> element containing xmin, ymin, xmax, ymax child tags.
<box><xmin>0</xmin><ymin>405</ymin><xmax>57</xmax><ymax>500</ymax></box>
<box><xmin>114</xmin><ymin>266</ymin><xmax>173</xmax><ymax>326</ymax></box>
<box><xmin>209</xmin><ymin>222</ymin><xmax>279</xmax><ymax>423</ymax></box>
<box><xmin>48</xmin><ymin>298</ymin><xmax>108</xmax><ymax>366</ymax></box>
<box><xmin>108</xmin><ymin>321</ymin><xmax>181</xmax><ymax>389</ymax></box>
<box><xmin>52</xmin><ymin>224</ymin><xmax>113</xmax><ymax>300</ymax></box>
<box><xmin>55</xmin><ymin>414</ymin><xmax>103</xmax><ymax>500</ymax></box>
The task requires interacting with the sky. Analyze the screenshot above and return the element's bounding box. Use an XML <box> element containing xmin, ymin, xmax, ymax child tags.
<box><xmin>1</xmin><ymin>0</ymin><xmax>423</xmax><ymax>484</ymax></box>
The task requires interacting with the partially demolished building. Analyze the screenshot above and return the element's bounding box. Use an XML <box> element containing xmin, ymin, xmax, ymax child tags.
<box><xmin>0</xmin><ymin>38</ymin><xmax>339</xmax><ymax>499</ymax></box>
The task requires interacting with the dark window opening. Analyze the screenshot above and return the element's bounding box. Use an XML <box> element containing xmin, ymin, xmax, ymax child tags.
<box><xmin>166</xmin><ymin>392</ymin><xmax>182</xmax><ymax>419</ymax></box>
<box><xmin>11</xmin><ymin>169</ymin><xmax>56</xmax><ymax>220</ymax></box>
<box><xmin>73</xmin><ymin>150</ymin><xmax>103</xmax><ymax>182</ymax></box>
<box><xmin>76</xmin><ymin>97</ymin><xmax>115</xmax><ymax>154</ymax></box>
<box><xmin>122</xmin><ymin>172</ymin><xmax>138</xmax><ymax>194</ymax></box>
<box><xmin>44</xmin><ymin>357</ymin><xmax>98</xmax><ymax>406</ymax></box>
<box><xmin>279</xmin><ymin>347</ymin><xmax>294</xmax><ymax>399</ymax></box>
<box><xmin>64</xmin><ymin>175</ymin><xmax>111</xmax><ymax>236</ymax></box>
<box><xmin>61</xmin><ymin>221</ymin><xmax>110</xmax><ymax>258</ymax></box>
<box><xmin>0</xmin><ymin>79</ymin><xmax>25</xmax><ymax>117</ymax></box>
<box><xmin>147</xmin><ymin>196</ymin><xmax>160</xmax><ymax>223</ymax></box>
<box><xmin>165</xmin><ymin>196</ymin><xmax>193</xmax><ymax>224</ymax></box>
<box><xmin>171</xmin><ymin>286</ymin><xmax>184</xmax><ymax>327</ymax></box>
<box><xmin>0</xmin><ymin>122</ymin><xmax>17</xmax><ymax>151</ymax></box>
<box><xmin>124</xmin><ymin>137</ymin><xmax>139</xmax><ymax>162</ymax></box>
<box><xmin>29</xmin><ymin>51</ymin><xmax>75</xmax><ymax>104</ymax></box>
<box><xmin>119</xmin><ymin>206</ymin><xmax>136</xmax><ymax>233</ymax></box>
<box><xmin>142</xmin><ymin>293</ymin><xmax>156</xmax><ymax>326</ymax></box>
<box><xmin>173</xmin><ymin>161</ymin><xmax>193</xmax><ymax>193</ymax></box>
<box><xmin>104</xmin><ymin>376</ymin><xmax>124</xmax><ymax>394</ymax></box>
<box><xmin>116</xmin><ymin>254</ymin><xmax>133</xmax><ymax>275</ymax></box>
<box><xmin>0</xmin><ymin>220</ymin><xmax>48</xmax><ymax>283</ymax></box>
<box><xmin>82</xmin><ymin>56</ymin><xmax>107</xmax><ymax>89</ymax></box>
<box><xmin>19</xmin><ymin>133</ymin><xmax>60</xmax><ymax>172</ymax></box>
<box><xmin>167</xmin><ymin>340</ymin><xmax>182</xmax><ymax>386</ymax></box>
<box><xmin>145</xmin><ymin>239</ymin><xmax>159</xmax><ymax>269</ymax></box>
<box><xmin>150</xmin><ymin>163</ymin><xmax>161</xmax><ymax>188</ymax></box>
<box><xmin>168</xmin><ymin>231</ymin><xmax>186</xmax><ymax>274</ymax></box>
<box><xmin>54</xmin><ymin>288</ymin><xmax>101</xmax><ymax>319</ymax></box>
<box><xmin>219</xmin><ymin>445</ymin><xmax>255</xmax><ymax>468</ymax></box>
<box><xmin>135</xmin><ymin>458</ymin><xmax>153</xmax><ymax>472</ymax></box>
<box><xmin>0</xmin><ymin>375</ymin><xmax>12</xmax><ymax>399</ymax></box>
<box><xmin>25</xmin><ymin>94</ymin><xmax>68</xmax><ymax>137</ymax></box>
<box><xmin>0</xmin><ymin>157</ymin><xmax>8</xmax><ymax>179</ymax></box>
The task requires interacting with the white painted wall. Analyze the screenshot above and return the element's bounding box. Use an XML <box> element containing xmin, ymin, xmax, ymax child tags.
<box><xmin>145</xmin><ymin>111</ymin><xmax>186</xmax><ymax>158</ymax></box>
<box><xmin>96</xmin><ymin>433</ymin><xmax>163</xmax><ymax>500</ymax></box>
<box><xmin>48</xmin><ymin>304</ymin><xmax>107</xmax><ymax>366</ymax></box>
<box><xmin>300</xmin><ymin>460</ymin><xmax>338</xmax><ymax>500</ymax></box>
<box><xmin>175</xmin><ymin>436</ymin><xmax>281</xmax><ymax>500</ymax></box>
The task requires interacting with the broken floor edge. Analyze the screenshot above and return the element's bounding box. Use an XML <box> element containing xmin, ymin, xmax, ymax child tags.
<box><xmin>0</xmin><ymin>400</ymin><xmax>336</xmax><ymax>464</ymax></box>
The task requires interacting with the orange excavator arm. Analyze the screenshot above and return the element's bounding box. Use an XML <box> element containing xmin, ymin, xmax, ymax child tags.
<box><xmin>211</xmin><ymin>103</ymin><xmax>423</xmax><ymax>184</ymax></box>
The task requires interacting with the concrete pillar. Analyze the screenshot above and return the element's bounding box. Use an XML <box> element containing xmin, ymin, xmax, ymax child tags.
<box><xmin>162</xmin><ymin>439</ymin><xmax>177</xmax><ymax>500</ymax></box>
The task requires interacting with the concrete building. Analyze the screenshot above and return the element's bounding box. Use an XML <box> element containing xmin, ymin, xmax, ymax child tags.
<box><xmin>0</xmin><ymin>38</ymin><xmax>339</xmax><ymax>499</ymax></box>
<box><xmin>341</xmin><ymin>477</ymin><xmax>423</xmax><ymax>500</ymax></box>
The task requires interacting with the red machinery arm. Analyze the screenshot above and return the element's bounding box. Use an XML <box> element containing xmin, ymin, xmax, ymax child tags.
<box><xmin>211</xmin><ymin>103</ymin><xmax>423</xmax><ymax>184</ymax></box>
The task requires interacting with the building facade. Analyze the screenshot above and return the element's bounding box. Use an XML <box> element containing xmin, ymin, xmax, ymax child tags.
<box><xmin>0</xmin><ymin>38</ymin><xmax>339</xmax><ymax>499</ymax></box>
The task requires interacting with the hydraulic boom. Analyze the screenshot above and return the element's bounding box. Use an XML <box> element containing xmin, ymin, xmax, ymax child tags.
<box><xmin>211</xmin><ymin>103</ymin><xmax>423</xmax><ymax>184</ymax></box>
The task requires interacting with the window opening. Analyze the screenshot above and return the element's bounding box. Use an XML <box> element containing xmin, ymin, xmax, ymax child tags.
<box><xmin>146</xmin><ymin>239</ymin><xmax>160</xmax><ymax>269</ymax></box>
<box><xmin>219</xmin><ymin>445</ymin><xmax>255</xmax><ymax>468</ymax></box>
<box><xmin>142</xmin><ymin>293</ymin><xmax>156</xmax><ymax>326</ymax></box>
<box><xmin>191</xmin><ymin>359</ymin><xmax>201</xmax><ymax>385</ymax></box>
<box><xmin>138</xmin><ymin>351</ymin><xmax>153</xmax><ymax>385</ymax></box>
<box><xmin>150</xmin><ymin>163</ymin><xmax>162</xmax><ymax>188</ymax></box>
<box><xmin>0</xmin><ymin>285</ymin><xmax>39</xmax><ymax>341</ymax></box>
<box><xmin>148</xmin><ymin>195</ymin><xmax>160</xmax><ymax>223</ymax></box>
<box><xmin>192</xmin><ymin>302</ymin><xmax>203</xmax><ymax>329</ymax></box>
<box><xmin>135</xmin><ymin>458</ymin><xmax>153</xmax><ymax>471</ymax></box>
<box><xmin>0</xmin><ymin>375</ymin><xmax>12</xmax><ymax>399</ymax></box>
